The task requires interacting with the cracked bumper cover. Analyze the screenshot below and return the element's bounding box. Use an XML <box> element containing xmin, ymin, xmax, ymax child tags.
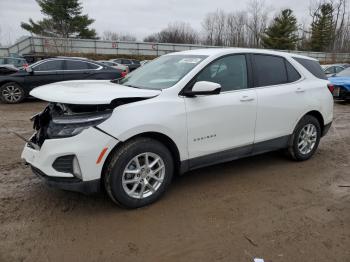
<box><xmin>21</xmin><ymin>127</ymin><xmax>118</xmax><ymax>193</ymax></box>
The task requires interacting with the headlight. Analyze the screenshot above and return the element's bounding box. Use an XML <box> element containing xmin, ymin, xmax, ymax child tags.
<box><xmin>47</xmin><ymin>112</ymin><xmax>112</xmax><ymax>138</ymax></box>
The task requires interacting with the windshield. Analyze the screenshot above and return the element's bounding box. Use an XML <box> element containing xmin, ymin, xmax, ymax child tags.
<box><xmin>119</xmin><ymin>55</ymin><xmax>208</xmax><ymax>89</ymax></box>
<box><xmin>335</xmin><ymin>67</ymin><xmax>350</xmax><ymax>77</ymax></box>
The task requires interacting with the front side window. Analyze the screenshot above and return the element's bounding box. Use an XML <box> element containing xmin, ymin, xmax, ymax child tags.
<box><xmin>33</xmin><ymin>60</ymin><xmax>64</xmax><ymax>71</ymax></box>
<box><xmin>195</xmin><ymin>55</ymin><xmax>248</xmax><ymax>92</ymax></box>
<box><xmin>253</xmin><ymin>54</ymin><xmax>288</xmax><ymax>87</ymax></box>
<box><xmin>65</xmin><ymin>60</ymin><xmax>90</xmax><ymax>70</ymax></box>
<box><xmin>119</xmin><ymin>55</ymin><xmax>207</xmax><ymax>90</ymax></box>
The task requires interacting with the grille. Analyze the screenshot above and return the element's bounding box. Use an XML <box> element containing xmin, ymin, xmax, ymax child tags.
<box><xmin>52</xmin><ymin>155</ymin><xmax>74</xmax><ymax>174</ymax></box>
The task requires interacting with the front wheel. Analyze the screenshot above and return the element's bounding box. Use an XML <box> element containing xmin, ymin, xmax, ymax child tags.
<box><xmin>104</xmin><ymin>137</ymin><xmax>174</xmax><ymax>209</ymax></box>
<box><xmin>287</xmin><ymin>115</ymin><xmax>321</xmax><ymax>161</ymax></box>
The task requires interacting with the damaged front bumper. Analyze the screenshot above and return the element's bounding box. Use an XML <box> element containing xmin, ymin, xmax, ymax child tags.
<box><xmin>21</xmin><ymin>127</ymin><xmax>119</xmax><ymax>193</ymax></box>
<box><xmin>31</xmin><ymin>166</ymin><xmax>101</xmax><ymax>194</ymax></box>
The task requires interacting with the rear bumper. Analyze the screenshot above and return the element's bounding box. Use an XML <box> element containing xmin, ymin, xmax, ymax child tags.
<box><xmin>31</xmin><ymin>166</ymin><xmax>101</xmax><ymax>194</ymax></box>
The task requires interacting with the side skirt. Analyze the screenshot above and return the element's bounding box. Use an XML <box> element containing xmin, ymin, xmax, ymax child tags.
<box><xmin>180</xmin><ymin>135</ymin><xmax>290</xmax><ymax>174</ymax></box>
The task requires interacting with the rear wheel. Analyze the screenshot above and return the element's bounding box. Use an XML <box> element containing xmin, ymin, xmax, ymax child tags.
<box><xmin>0</xmin><ymin>82</ymin><xmax>25</xmax><ymax>104</ymax></box>
<box><xmin>104</xmin><ymin>137</ymin><xmax>174</xmax><ymax>209</ymax></box>
<box><xmin>287</xmin><ymin>115</ymin><xmax>321</xmax><ymax>161</ymax></box>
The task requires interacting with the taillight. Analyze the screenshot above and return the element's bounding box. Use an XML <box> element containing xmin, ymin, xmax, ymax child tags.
<box><xmin>327</xmin><ymin>83</ymin><xmax>334</xmax><ymax>93</ymax></box>
<box><xmin>121</xmin><ymin>71</ymin><xmax>127</xmax><ymax>78</ymax></box>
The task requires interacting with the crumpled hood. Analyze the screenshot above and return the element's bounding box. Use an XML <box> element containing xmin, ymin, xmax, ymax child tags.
<box><xmin>30</xmin><ymin>80</ymin><xmax>161</xmax><ymax>104</ymax></box>
<box><xmin>328</xmin><ymin>77</ymin><xmax>350</xmax><ymax>91</ymax></box>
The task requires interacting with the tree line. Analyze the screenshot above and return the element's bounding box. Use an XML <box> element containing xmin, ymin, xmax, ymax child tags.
<box><xmin>21</xmin><ymin>0</ymin><xmax>350</xmax><ymax>52</ymax></box>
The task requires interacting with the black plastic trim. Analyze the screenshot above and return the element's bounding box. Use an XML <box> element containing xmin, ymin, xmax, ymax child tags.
<box><xmin>31</xmin><ymin>166</ymin><xmax>100</xmax><ymax>194</ymax></box>
<box><xmin>180</xmin><ymin>135</ymin><xmax>291</xmax><ymax>174</ymax></box>
<box><xmin>322</xmin><ymin>122</ymin><xmax>332</xmax><ymax>137</ymax></box>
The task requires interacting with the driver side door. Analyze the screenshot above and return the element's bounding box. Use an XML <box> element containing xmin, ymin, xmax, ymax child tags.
<box><xmin>184</xmin><ymin>54</ymin><xmax>257</xmax><ymax>169</ymax></box>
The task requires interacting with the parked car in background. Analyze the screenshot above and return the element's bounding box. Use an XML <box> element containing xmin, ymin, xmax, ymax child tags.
<box><xmin>0</xmin><ymin>57</ymin><xmax>122</xmax><ymax>103</ymax></box>
<box><xmin>97</xmin><ymin>60</ymin><xmax>129</xmax><ymax>77</ymax></box>
<box><xmin>0</xmin><ymin>65</ymin><xmax>19</xmax><ymax>76</ymax></box>
<box><xmin>322</xmin><ymin>64</ymin><xmax>349</xmax><ymax>77</ymax></box>
<box><xmin>21</xmin><ymin>49</ymin><xmax>333</xmax><ymax>208</ymax></box>
<box><xmin>140</xmin><ymin>60</ymin><xmax>150</xmax><ymax>66</ymax></box>
<box><xmin>328</xmin><ymin>67</ymin><xmax>350</xmax><ymax>101</ymax></box>
<box><xmin>110</xmin><ymin>58</ymin><xmax>141</xmax><ymax>71</ymax></box>
<box><xmin>0</xmin><ymin>57</ymin><xmax>28</xmax><ymax>68</ymax></box>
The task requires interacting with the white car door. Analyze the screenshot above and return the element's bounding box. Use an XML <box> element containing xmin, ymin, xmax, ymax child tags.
<box><xmin>184</xmin><ymin>54</ymin><xmax>257</xmax><ymax>167</ymax></box>
<box><xmin>252</xmin><ymin>54</ymin><xmax>306</xmax><ymax>144</ymax></box>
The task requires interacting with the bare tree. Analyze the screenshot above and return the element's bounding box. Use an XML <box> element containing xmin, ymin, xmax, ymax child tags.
<box><xmin>144</xmin><ymin>22</ymin><xmax>199</xmax><ymax>44</ymax></box>
<box><xmin>102</xmin><ymin>31</ymin><xmax>136</xmax><ymax>41</ymax></box>
<box><xmin>225</xmin><ymin>11</ymin><xmax>249</xmax><ymax>47</ymax></box>
<box><xmin>246</xmin><ymin>0</ymin><xmax>270</xmax><ymax>47</ymax></box>
<box><xmin>202</xmin><ymin>10</ymin><xmax>227</xmax><ymax>46</ymax></box>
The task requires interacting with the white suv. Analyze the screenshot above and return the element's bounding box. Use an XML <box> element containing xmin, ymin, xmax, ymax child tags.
<box><xmin>21</xmin><ymin>49</ymin><xmax>333</xmax><ymax>208</ymax></box>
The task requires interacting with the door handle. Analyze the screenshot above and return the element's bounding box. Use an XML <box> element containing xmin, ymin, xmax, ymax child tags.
<box><xmin>295</xmin><ymin>88</ymin><xmax>305</xmax><ymax>93</ymax></box>
<box><xmin>240</xmin><ymin>96</ymin><xmax>255</xmax><ymax>102</ymax></box>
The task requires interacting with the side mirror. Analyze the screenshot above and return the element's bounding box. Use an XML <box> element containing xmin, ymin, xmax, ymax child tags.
<box><xmin>184</xmin><ymin>81</ymin><xmax>221</xmax><ymax>97</ymax></box>
<box><xmin>25</xmin><ymin>67</ymin><xmax>33</xmax><ymax>74</ymax></box>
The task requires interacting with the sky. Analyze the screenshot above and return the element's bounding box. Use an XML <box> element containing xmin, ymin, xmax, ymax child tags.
<box><xmin>0</xmin><ymin>0</ymin><xmax>311</xmax><ymax>46</ymax></box>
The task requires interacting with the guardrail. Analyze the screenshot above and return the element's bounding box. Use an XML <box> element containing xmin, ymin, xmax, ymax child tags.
<box><xmin>1</xmin><ymin>36</ymin><xmax>350</xmax><ymax>63</ymax></box>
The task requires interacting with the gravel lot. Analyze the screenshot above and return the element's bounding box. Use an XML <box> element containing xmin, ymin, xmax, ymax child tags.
<box><xmin>0</xmin><ymin>101</ymin><xmax>349</xmax><ymax>262</ymax></box>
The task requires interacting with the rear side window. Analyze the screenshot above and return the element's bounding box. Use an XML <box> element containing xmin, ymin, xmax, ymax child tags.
<box><xmin>122</xmin><ymin>59</ymin><xmax>131</xmax><ymax>64</ymax></box>
<box><xmin>34</xmin><ymin>60</ymin><xmax>64</xmax><ymax>71</ymax></box>
<box><xmin>65</xmin><ymin>60</ymin><xmax>90</xmax><ymax>70</ymax></box>
<box><xmin>293</xmin><ymin>57</ymin><xmax>327</xmax><ymax>80</ymax></box>
<box><xmin>88</xmin><ymin>63</ymin><xmax>99</xmax><ymax>69</ymax></box>
<box><xmin>253</xmin><ymin>55</ymin><xmax>288</xmax><ymax>87</ymax></box>
<box><xmin>285</xmin><ymin>61</ymin><xmax>301</xmax><ymax>82</ymax></box>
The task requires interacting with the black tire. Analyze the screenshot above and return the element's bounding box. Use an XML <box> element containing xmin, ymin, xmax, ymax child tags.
<box><xmin>0</xmin><ymin>82</ymin><xmax>25</xmax><ymax>104</ymax></box>
<box><xmin>287</xmin><ymin>115</ymin><xmax>321</xmax><ymax>161</ymax></box>
<box><xmin>104</xmin><ymin>137</ymin><xmax>174</xmax><ymax>209</ymax></box>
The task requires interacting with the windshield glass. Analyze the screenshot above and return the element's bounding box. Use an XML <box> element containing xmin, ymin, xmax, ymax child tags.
<box><xmin>335</xmin><ymin>67</ymin><xmax>350</xmax><ymax>77</ymax></box>
<box><xmin>119</xmin><ymin>55</ymin><xmax>208</xmax><ymax>89</ymax></box>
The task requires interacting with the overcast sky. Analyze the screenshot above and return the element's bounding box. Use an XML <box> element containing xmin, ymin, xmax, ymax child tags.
<box><xmin>0</xmin><ymin>0</ymin><xmax>311</xmax><ymax>46</ymax></box>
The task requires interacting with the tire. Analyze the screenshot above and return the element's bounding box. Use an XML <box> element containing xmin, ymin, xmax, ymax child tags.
<box><xmin>104</xmin><ymin>137</ymin><xmax>174</xmax><ymax>209</ymax></box>
<box><xmin>287</xmin><ymin>115</ymin><xmax>321</xmax><ymax>161</ymax></box>
<box><xmin>0</xmin><ymin>82</ymin><xmax>25</xmax><ymax>104</ymax></box>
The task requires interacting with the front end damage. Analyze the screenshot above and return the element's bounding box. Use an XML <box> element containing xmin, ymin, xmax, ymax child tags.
<box><xmin>21</xmin><ymin>102</ymin><xmax>124</xmax><ymax>194</ymax></box>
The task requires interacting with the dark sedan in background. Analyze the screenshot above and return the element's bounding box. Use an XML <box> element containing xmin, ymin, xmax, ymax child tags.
<box><xmin>0</xmin><ymin>58</ymin><xmax>122</xmax><ymax>103</ymax></box>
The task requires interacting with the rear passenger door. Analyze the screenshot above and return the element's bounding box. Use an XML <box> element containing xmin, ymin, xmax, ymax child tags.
<box><xmin>252</xmin><ymin>54</ymin><xmax>305</xmax><ymax>144</ymax></box>
<box><xmin>63</xmin><ymin>60</ymin><xmax>92</xmax><ymax>81</ymax></box>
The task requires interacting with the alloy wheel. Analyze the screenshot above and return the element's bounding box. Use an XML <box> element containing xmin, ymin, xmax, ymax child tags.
<box><xmin>122</xmin><ymin>152</ymin><xmax>165</xmax><ymax>199</ymax></box>
<box><xmin>1</xmin><ymin>85</ymin><xmax>22</xmax><ymax>103</ymax></box>
<box><xmin>297</xmin><ymin>123</ymin><xmax>317</xmax><ymax>155</ymax></box>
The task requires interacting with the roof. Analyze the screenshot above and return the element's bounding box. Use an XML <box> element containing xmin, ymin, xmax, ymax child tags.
<box><xmin>167</xmin><ymin>48</ymin><xmax>317</xmax><ymax>61</ymax></box>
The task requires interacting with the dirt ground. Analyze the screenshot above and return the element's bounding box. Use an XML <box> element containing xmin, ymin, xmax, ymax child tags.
<box><xmin>0</xmin><ymin>100</ymin><xmax>349</xmax><ymax>262</ymax></box>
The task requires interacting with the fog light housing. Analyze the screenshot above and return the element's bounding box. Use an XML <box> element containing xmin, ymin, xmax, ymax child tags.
<box><xmin>72</xmin><ymin>156</ymin><xmax>82</xmax><ymax>179</ymax></box>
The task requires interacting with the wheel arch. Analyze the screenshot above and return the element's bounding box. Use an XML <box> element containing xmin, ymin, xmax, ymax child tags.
<box><xmin>297</xmin><ymin>110</ymin><xmax>325</xmax><ymax>134</ymax></box>
<box><xmin>100</xmin><ymin>131</ymin><xmax>181</xmax><ymax>189</ymax></box>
